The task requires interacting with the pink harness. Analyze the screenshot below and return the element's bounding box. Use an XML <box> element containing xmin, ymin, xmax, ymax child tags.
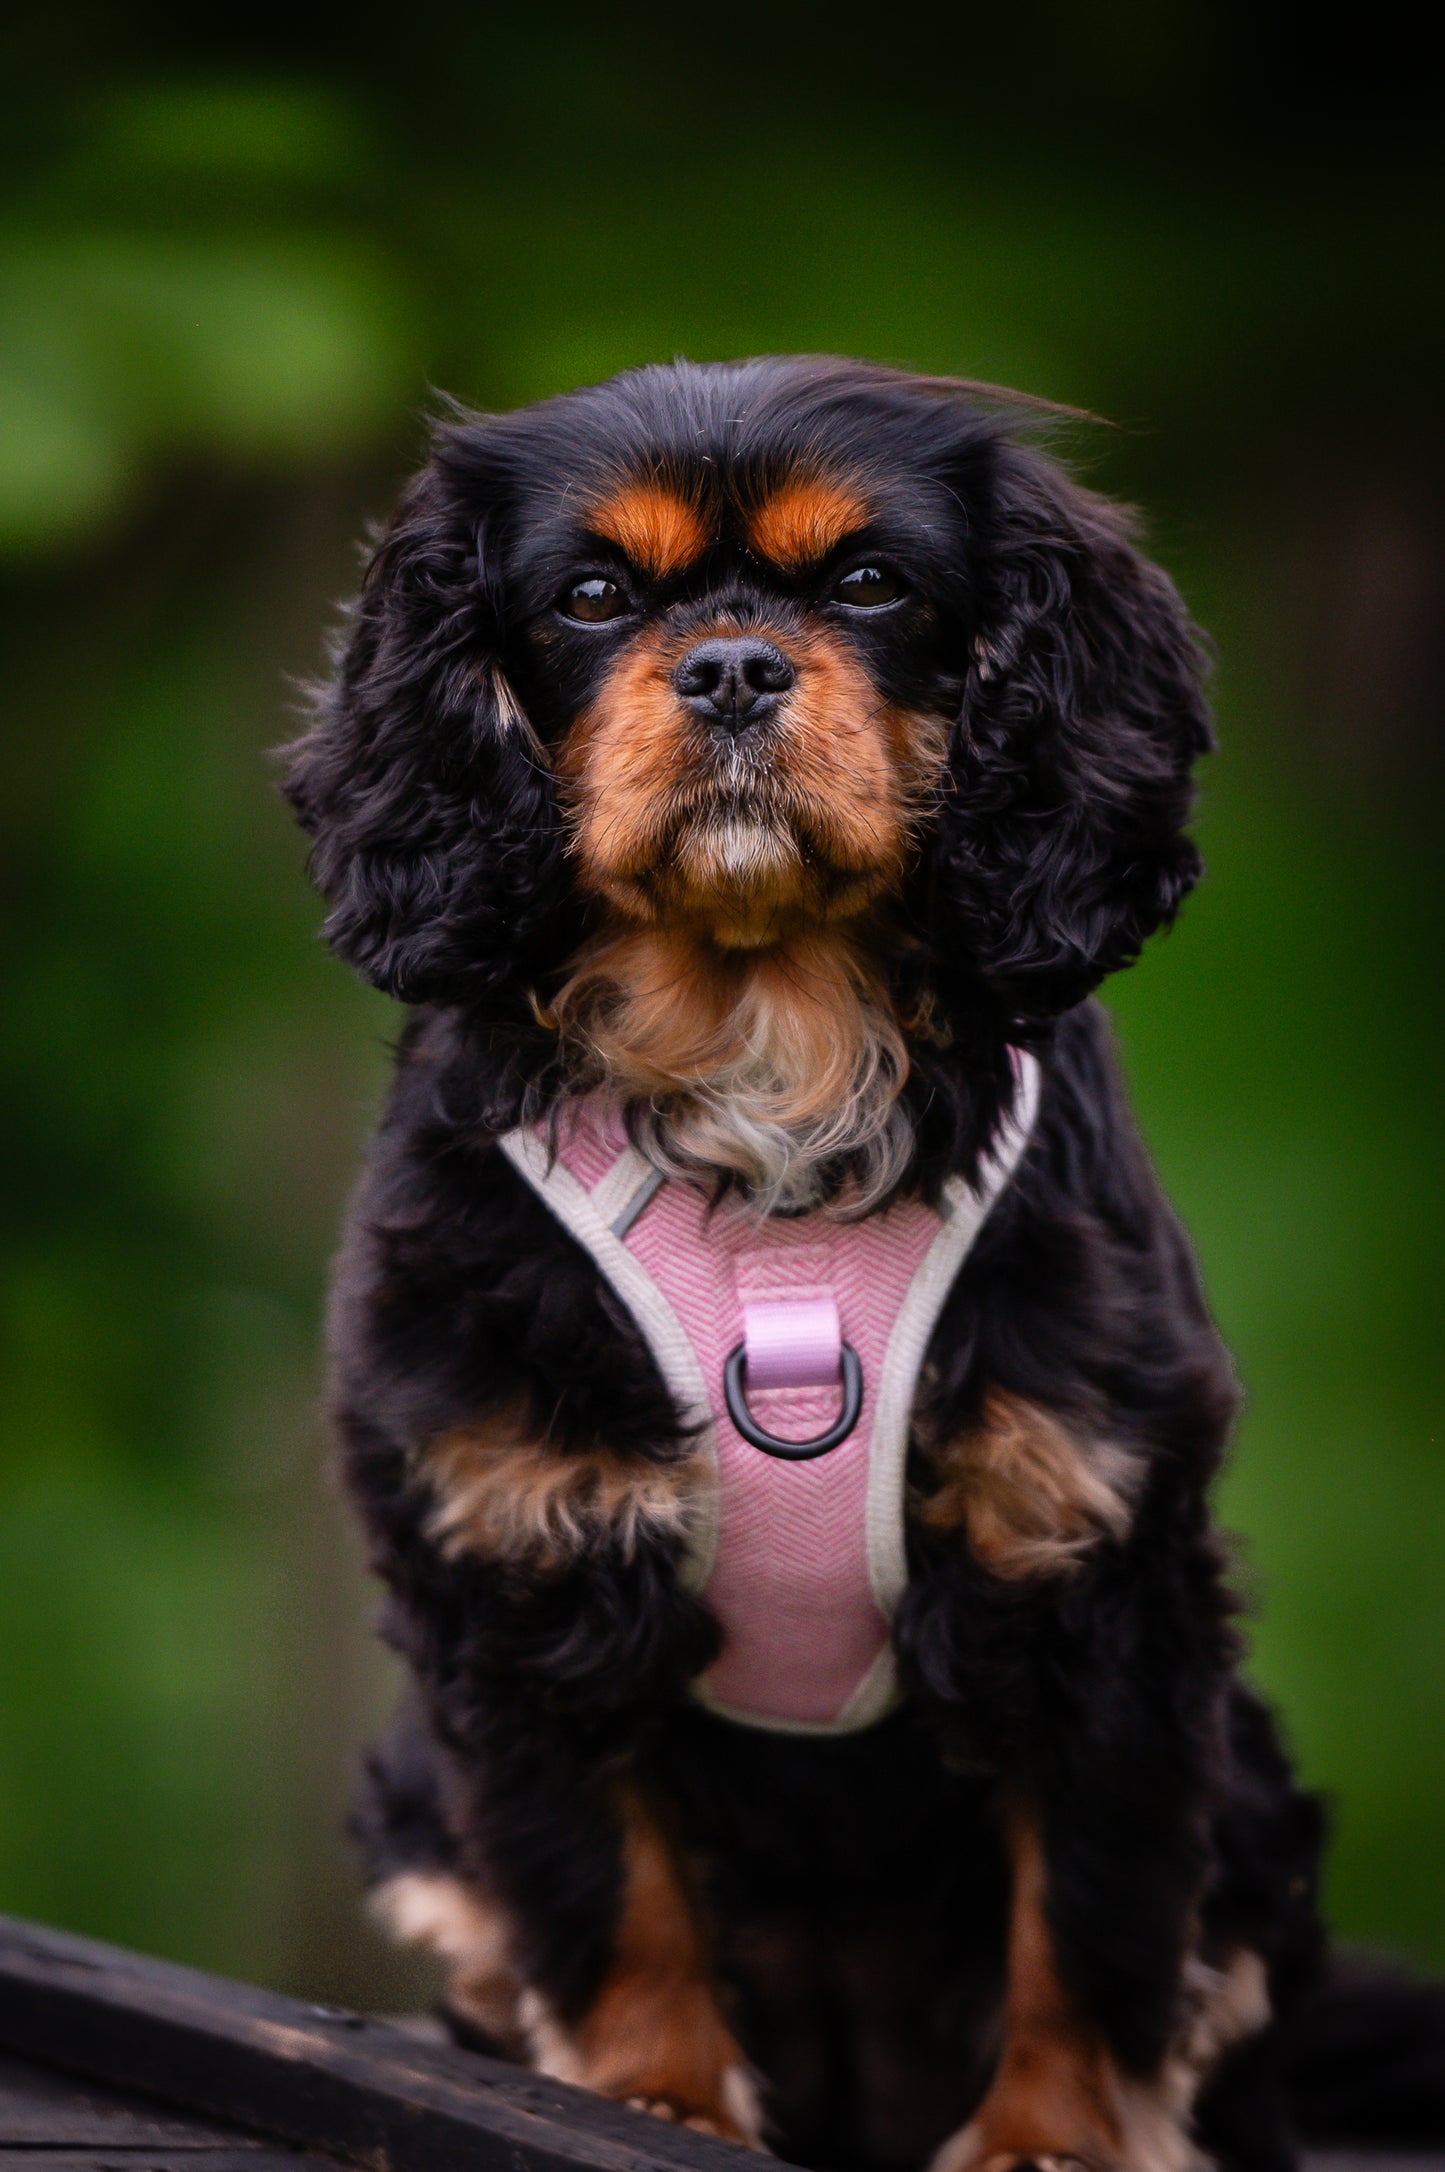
<box><xmin>500</xmin><ymin>1055</ymin><xmax>1039</xmax><ymax>1734</ymax></box>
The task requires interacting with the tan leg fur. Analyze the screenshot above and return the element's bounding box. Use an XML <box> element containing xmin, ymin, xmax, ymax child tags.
<box><xmin>931</xmin><ymin>1814</ymin><xmax>1270</xmax><ymax>2172</ymax></box>
<box><xmin>919</xmin><ymin>1390</ymin><xmax>1140</xmax><ymax>1580</ymax></box>
<box><xmin>521</xmin><ymin>1795</ymin><xmax>764</xmax><ymax>2147</ymax></box>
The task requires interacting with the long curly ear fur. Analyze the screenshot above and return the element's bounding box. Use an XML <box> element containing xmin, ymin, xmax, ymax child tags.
<box><xmin>282</xmin><ymin>446</ymin><xmax>565</xmax><ymax>1006</ymax></box>
<box><xmin>930</xmin><ymin>437</ymin><xmax>1213</xmax><ymax>1021</ymax></box>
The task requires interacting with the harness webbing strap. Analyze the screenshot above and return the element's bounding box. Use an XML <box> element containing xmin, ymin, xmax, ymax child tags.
<box><xmin>608</xmin><ymin>1164</ymin><xmax>665</xmax><ymax>1239</ymax></box>
<box><xmin>862</xmin><ymin>1062</ymin><xmax>1042</xmax><ymax>1625</ymax></box>
<box><xmin>743</xmin><ymin>1295</ymin><xmax>842</xmax><ymax>1391</ymax></box>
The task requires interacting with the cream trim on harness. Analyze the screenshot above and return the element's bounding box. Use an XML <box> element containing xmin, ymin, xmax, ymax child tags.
<box><xmin>497</xmin><ymin>1126</ymin><xmax>725</xmax><ymax>1590</ymax></box>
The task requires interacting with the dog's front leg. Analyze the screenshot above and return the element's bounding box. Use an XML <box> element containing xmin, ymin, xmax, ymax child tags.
<box><xmin>391</xmin><ymin>1680</ymin><xmax>764</xmax><ymax>2143</ymax></box>
<box><xmin>513</xmin><ymin>1785</ymin><xmax>763</xmax><ymax>2145</ymax></box>
<box><xmin>936</xmin><ymin>1787</ymin><xmax>1272</xmax><ymax>2172</ymax></box>
<box><xmin>912</xmin><ymin>1401</ymin><xmax>1259</xmax><ymax>2172</ymax></box>
<box><xmin>936</xmin><ymin>1805</ymin><xmax>1153</xmax><ymax>2172</ymax></box>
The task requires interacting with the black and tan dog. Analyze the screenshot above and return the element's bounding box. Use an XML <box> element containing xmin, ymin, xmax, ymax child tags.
<box><xmin>285</xmin><ymin>358</ymin><xmax>1353</xmax><ymax>2172</ymax></box>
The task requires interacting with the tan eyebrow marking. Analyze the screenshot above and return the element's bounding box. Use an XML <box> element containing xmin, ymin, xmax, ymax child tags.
<box><xmin>747</xmin><ymin>478</ymin><xmax>871</xmax><ymax>570</ymax></box>
<box><xmin>586</xmin><ymin>482</ymin><xmax>711</xmax><ymax>580</ymax></box>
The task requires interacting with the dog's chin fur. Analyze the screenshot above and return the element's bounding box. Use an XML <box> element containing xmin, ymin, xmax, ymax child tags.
<box><xmin>548</xmin><ymin>918</ymin><xmax>913</xmax><ymax>1215</ymax></box>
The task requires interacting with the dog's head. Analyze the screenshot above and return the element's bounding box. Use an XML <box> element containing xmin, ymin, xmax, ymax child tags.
<box><xmin>286</xmin><ymin>357</ymin><xmax>1211</xmax><ymax>1200</ymax></box>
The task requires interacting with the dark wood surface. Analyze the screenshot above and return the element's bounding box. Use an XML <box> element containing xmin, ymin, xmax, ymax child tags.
<box><xmin>3</xmin><ymin>1913</ymin><xmax>1441</xmax><ymax>2172</ymax></box>
<box><xmin>0</xmin><ymin>2047</ymin><xmax>340</xmax><ymax>2171</ymax></box>
<box><xmin>0</xmin><ymin>2047</ymin><xmax>270</xmax><ymax>2146</ymax></box>
<box><xmin>0</xmin><ymin>1914</ymin><xmax>752</xmax><ymax>2172</ymax></box>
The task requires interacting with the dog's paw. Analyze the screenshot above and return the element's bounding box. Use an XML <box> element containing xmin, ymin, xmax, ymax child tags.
<box><xmin>624</xmin><ymin>2067</ymin><xmax>765</xmax><ymax>2147</ymax></box>
<box><xmin>520</xmin><ymin>1981</ymin><xmax>766</xmax><ymax>2150</ymax></box>
<box><xmin>624</xmin><ymin>2095</ymin><xmax>733</xmax><ymax>2140</ymax></box>
<box><xmin>960</xmin><ymin>2155</ymin><xmax>1107</xmax><ymax>2172</ymax></box>
<box><xmin>931</xmin><ymin>2118</ymin><xmax>1118</xmax><ymax>2172</ymax></box>
<box><xmin>932</xmin><ymin>2095</ymin><xmax>1207</xmax><ymax>2172</ymax></box>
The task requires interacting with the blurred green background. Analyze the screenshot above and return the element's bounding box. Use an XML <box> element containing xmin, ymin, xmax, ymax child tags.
<box><xmin>1</xmin><ymin>5</ymin><xmax>1441</xmax><ymax>2006</ymax></box>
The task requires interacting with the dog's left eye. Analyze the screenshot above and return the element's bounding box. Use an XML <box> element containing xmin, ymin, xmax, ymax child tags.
<box><xmin>831</xmin><ymin>564</ymin><xmax>904</xmax><ymax>608</ymax></box>
<box><xmin>560</xmin><ymin>577</ymin><xmax>630</xmax><ymax>623</ymax></box>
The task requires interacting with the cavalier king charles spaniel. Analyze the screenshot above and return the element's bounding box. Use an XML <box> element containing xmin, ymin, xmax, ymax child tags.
<box><xmin>283</xmin><ymin>358</ymin><xmax>1335</xmax><ymax>2172</ymax></box>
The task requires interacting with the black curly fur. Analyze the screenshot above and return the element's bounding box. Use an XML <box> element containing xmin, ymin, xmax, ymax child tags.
<box><xmin>280</xmin><ymin>357</ymin><xmax>1412</xmax><ymax>2170</ymax></box>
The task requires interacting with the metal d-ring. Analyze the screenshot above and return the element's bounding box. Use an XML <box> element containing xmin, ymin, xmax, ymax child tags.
<box><xmin>722</xmin><ymin>1341</ymin><xmax>864</xmax><ymax>1461</ymax></box>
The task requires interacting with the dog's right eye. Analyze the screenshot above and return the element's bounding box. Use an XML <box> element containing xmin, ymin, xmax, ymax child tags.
<box><xmin>560</xmin><ymin>577</ymin><xmax>630</xmax><ymax>624</ymax></box>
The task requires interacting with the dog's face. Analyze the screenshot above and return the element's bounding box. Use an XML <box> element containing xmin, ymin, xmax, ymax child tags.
<box><xmin>504</xmin><ymin>443</ymin><xmax>966</xmax><ymax>951</ymax></box>
<box><xmin>287</xmin><ymin>357</ymin><xmax>1212</xmax><ymax>1185</ymax></box>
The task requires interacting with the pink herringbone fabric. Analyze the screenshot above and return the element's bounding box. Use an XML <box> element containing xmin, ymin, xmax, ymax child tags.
<box><xmin>550</xmin><ymin>1106</ymin><xmax>947</xmax><ymax>1727</ymax></box>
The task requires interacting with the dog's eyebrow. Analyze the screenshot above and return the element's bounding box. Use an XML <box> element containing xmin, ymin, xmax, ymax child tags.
<box><xmin>746</xmin><ymin>478</ymin><xmax>872</xmax><ymax>571</ymax></box>
<box><xmin>585</xmin><ymin>481</ymin><xmax>711</xmax><ymax>580</ymax></box>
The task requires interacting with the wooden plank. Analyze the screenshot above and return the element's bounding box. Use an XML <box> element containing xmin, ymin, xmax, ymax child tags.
<box><xmin>1305</xmin><ymin>2161</ymin><xmax>1445</xmax><ymax>2172</ymax></box>
<box><xmin>0</xmin><ymin>2050</ymin><xmax>276</xmax><ymax>2149</ymax></box>
<box><xmin>0</xmin><ymin>1916</ymin><xmax>756</xmax><ymax>2172</ymax></box>
<box><xmin>0</xmin><ymin>2155</ymin><xmax>324</xmax><ymax>2169</ymax></box>
<box><xmin>0</xmin><ymin>2049</ymin><xmax>262</xmax><ymax>2148</ymax></box>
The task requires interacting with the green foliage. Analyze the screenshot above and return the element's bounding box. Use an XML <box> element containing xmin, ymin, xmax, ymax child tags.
<box><xmin>0</xmin><ymin>13</ymin><xmax>1441</xmax><ymax>1998</ymax></box>
<box><xmin>0</xmin><ymin>81</ymin><xmax>415</xmax><ymax>550</ymax></box>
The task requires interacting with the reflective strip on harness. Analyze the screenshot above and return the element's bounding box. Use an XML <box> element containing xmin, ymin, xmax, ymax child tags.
<box><xmin>499</xmin><ymin>1057</ymin><xmax>1040</xmax><ymax>1734</ymax></box>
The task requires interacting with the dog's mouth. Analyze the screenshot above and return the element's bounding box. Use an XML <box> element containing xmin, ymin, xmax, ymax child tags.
<box><xmin>671</xmin><ymin>799</ymin><xmax>806</xmax><ymax>894</ymax></box>
<box><xmin>638</xmin><ymin>781</ymin><xmax>887</xmax><ymax>949</ymax></box>
<box><xmin>561</xmin><ymin>624</ymin><xmax>935</xmax><ymax>947</ymax></box>
<box><xmin>676</xmin><ymin>732</ymin><xmax>801</xmax><ymax>843</ymax></box>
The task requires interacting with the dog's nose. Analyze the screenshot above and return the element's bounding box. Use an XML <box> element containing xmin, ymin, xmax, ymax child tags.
<box><xmin>672</xmin><ymin>637</ymin><xmax>795</xmax><ymax>728</ymax></box>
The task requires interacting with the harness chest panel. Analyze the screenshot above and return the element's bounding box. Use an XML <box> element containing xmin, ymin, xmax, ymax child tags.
<box><xmin>500</xmin><ymin>1057</ymin><xmax>1039</xmax><ymax>1735</ymax></box>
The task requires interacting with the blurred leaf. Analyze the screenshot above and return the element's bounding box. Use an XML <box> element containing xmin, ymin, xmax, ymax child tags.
<box><xmin>87</xmin><ymin>80</ymin><xmax>374</xmax><ymax>190</ymax></box>
<box><xmin>0</xmin><ymin>70</ymin><xmax>418</xmax><ymax>557</ymax></box>
<box><xmin>0</xmin><ymin>233</ymin><xmax>417</xmax><ymax>552</ymax></box>
<box><xmin>0</xmin><ymin>360</ymin><xmax>131</xmax><ymax>547</ymax></box>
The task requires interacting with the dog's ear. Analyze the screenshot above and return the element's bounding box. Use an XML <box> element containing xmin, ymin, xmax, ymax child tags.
<box><xmin>930</xmin><ymin>438</ymin><xmax>1213</xmax><ymax>1020</ymax></box>
<box><xmin>282</xmin><ymin>446</ymin><xmax>565</xmax><ymax>1007</ymax></box>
